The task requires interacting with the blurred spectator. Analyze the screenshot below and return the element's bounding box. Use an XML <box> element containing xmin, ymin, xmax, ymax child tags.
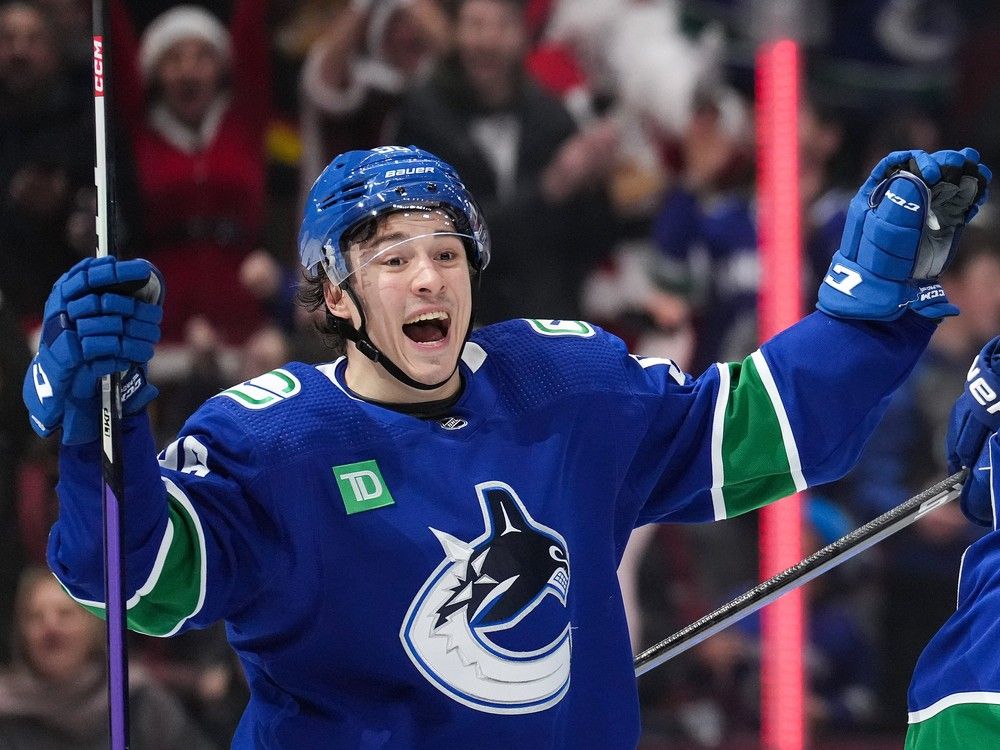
<box><xmin>650</xmin><ymin>90</ymin><xmax>756</xmax><ymax>373</ymax></box>
<box><xmin>0</xmin><ymin>567</ymin><xmax>213</xmax><ymax>749</ymax></box>
<box><xmin>799</xmin><ymin>498</ymin><xmax>879</xmax><ymax>737</ymax></box>
<box><xmin>807</xmin><ymin>0</ymin><xmax>962</xmax><ymax>114</ymax></box>
<box><xmin>580</xmin><ymin>238</ymin><xmax>696</xmax><ymax>368</ymax></box>
<box><xmin>238</xmin><ymin>246</ymin><xmax>300</xmax><ymax>332</ymax></box>
<box><xmin>134</xmin><ymin>625</ymin><xmax>248</xmax><ymax>748</ymax></box>
<box><xmin>391</xmin><ymin>0</ymin><xmax>618</xmax><ymax>324</ymax></box>
<box><xmin>14</xmin><ymin>435</ymin><xmax>58</xmax><ymax>566</ymax></box>
<box><xmin>151</xmin><ymin>315</ymin><xmax>230</xmax><ymax>444</ymax></box>
<box><xmin>642</xmin><ymin>498</ymin><xmax>879</xmax><ymax>748</ymax></box>
<box><xmin>820</xmin><ymin>228</ymin><xmax>1000</xmax><ymax>729</ymax></box>
<box><xmin>949</xmin><ymin>3</ymin><xmax>1000</xmax><ymax>167</ymax></box>
<box><xmin>538</xmin><ymin>0</ymin><xmax>726</xmax><ymax>132</ymax></box>
<box><xmin>637</xmin><ymin>521</ymin><xmax>760</xmax><ymax>749</ymax></box>
<box><xmin>238</xmin><ymin>324</ymin><xmax>290</xmax><ymax>380</ymax></box>
<box><xmin>0</xmin><ymin>0</ymin><xmax>93</xmax><ymax>328</ymax></box>
<box><xmin>299</xmin><ymin>0</ymin><xmax>451</xmax><ymax>191</ymax></box>
<box><xmin>34</xmin><ymin>0</ymin><xmax>90</xmax><ymax>79</ymax></box>
<box><xmin>681</xmin><ymin>1</ymin><xmax>962</xmax><ymax>117</ymax></box>
<box><xmin>108</xmin><ymin>0</ymin><xmax>271</xmax><ymax>345</ymax></box>
<box><xmin>0</xmin><ymin>296</ymin><xmax>31</xmax><ymax>663</ymax></box>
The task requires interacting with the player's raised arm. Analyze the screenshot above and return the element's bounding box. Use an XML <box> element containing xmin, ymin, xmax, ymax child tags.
<box><xmin>629</xmin><ymin>149</ymin><xmax>992</xmax><ymax>525</ymax></box>
<box><xmin>22</xmin><ymin>257</ymin><xmax>167</xmax><ymax>595</ymax></box>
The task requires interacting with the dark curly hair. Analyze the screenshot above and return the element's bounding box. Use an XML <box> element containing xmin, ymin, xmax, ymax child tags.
<box><xmin>295</xmin><ymin>216</ymin><xmax>382</xmax><ymax>355</ymax></box>
<box><xmin>296</xmin><ymin>267</ymin><xmax>347</xmax><ymax>356</ymax></box>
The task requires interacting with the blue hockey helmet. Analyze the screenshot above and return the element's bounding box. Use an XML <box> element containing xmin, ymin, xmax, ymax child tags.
<box><xmin>298</xmin><ymin>145</ymin><xmax>491</xmax><ymax>285</ymax></box>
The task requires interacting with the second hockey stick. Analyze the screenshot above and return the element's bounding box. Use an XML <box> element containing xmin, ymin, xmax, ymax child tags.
<box><xmin>634</xmin><ymin>469</ymin><xmax>968</xmax><ymax>677</ymax></box>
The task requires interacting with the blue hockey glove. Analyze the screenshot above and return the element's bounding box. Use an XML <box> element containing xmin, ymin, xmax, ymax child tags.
<box><xmin>23</xmin><ymin>256</ymin><xmax>164</xmax><ymax>445</ymax></box>
<box><xmin>955</xmin><ymin>432</ymin><xmax>997</xmax><ymax>528</ymax></box>
<box><xmin>946</xmin><ymin>335</ymin><xmax>1000</xmax><ymax>525</ymax></box>
<box><xmin>818</xmin><ymin>148</ymin><xmax>991</xmax><ymax>321</ymax></box>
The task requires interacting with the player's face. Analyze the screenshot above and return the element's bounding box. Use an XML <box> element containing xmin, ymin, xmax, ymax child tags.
<box><xmin>328</xmin><ymin>211</ymin><xmax>473</xmax><ymax>402</ymax></box>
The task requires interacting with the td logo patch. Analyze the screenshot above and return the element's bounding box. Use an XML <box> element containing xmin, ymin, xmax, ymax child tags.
<box><xmin>333</xmin><ymin>460</ymin><xmax>395</xmax><ymax>514</ymax></box>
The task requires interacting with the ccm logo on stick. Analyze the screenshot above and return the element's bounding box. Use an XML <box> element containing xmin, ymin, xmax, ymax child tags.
<box><xmin>967</xmin><ymin>361</ymin><xmax>1000</xmax><ymax>415</ymax></box>
<box><xmin>93</xmin><ymin>38</ymin><xmax>104</xmax><ymax>95</ymax></box>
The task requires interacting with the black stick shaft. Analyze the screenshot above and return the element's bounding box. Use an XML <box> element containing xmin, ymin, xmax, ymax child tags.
<box><xmin>634</xmin><ymin>469</ymin><xmax>968</xmax><ymax>677</ymax></box>
<box><xmin>92</xmin><ymin>1</ymin><xmax>130</xmax><ymax>746</ymax></box>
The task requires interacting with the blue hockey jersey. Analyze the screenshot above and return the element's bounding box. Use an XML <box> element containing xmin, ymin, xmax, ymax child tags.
<box><xmin>906</xmin><ymin>433</ymin><xmax>1000</xmax><ymax>747</ymax></box>
<box><xmin>50</xmin><ymin>312</ymin><xmax>933</xmax><ymax>748</ymax></box>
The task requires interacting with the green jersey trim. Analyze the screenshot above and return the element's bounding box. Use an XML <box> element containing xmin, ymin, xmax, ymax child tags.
<box><xmin>750</xmin><ymin>349</ymin><xmax>807</xmax><ymax>493</ymax></box>
<box><xmin>61</xmin><ymin>476</ymin><xmax>207</xmax><ymax>637</ymax></box>
<box><xmin>711</xmin><ymin>350</ymin><xmax>804</xmax><ymax>519</ymax></box>
<box><xmin>906</xmin><ymin>695</ymin><xmax>1000</xmax><ymax>749</ymax></box>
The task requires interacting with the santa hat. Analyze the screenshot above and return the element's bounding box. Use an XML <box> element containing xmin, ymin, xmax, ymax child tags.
<box><xmin>139</xmin><ymin>5</ymin><xmax>230</xmax><ymax>83</ymax></box>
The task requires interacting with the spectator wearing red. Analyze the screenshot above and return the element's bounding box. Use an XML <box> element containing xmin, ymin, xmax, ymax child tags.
<box><xmin>110</xmin><ymin>0</ymin><xmax>271</xmax><ymax>345</ymax></box>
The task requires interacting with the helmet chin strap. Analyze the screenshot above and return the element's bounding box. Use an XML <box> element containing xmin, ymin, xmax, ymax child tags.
<box><xmin>332</xmin><ymin>278</ymin><xmax>480</xmax><ymax>394</ymax></box>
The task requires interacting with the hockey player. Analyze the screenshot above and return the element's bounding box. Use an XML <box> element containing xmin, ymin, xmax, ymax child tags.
<box><xmin>23</xmin><ymin>144</ymin><xmax>989</xmax><ymax>748</ymax></box>
<box><xmin>906</xmin><ymin>334</ymin><xmax>1000</xmax><ymax>747</ymax></box>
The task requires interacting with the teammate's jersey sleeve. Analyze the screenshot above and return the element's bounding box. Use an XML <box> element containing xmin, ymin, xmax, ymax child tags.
<box><xmin>49</xmin><ymin>401</ymin><xmax>274</xmax><ymax>637</ymax></box>
<box><xmin>905</xmin><ymin>434</ymin><xmax>1000</xmax><ymax>747</ymax></box>
<box><xmin>615</xmin><ymin>310</ymin><xmax>934</xmax><ymax>525</ymax></box>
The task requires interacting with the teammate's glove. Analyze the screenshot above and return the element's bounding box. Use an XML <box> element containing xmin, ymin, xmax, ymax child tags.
<box><xmin>945</xmin><ymin>335</ymin><xmax>1000</xmax><ymax>525</ymax></box>
<box><xmin>23</xmin><ymin>256</ymin><xmax>164</xmax><ymax>445</ymax></box>
<box><xmin>818</xmin><ymin>148</ymin><xmax>991</xmax><ymax>321</ymax></box>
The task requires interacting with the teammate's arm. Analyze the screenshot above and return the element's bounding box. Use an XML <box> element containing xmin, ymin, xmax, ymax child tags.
<box><xmin>946</xmin><ymin>335</ymin><xmax>1000</xmax><ymax>526</ymax></box>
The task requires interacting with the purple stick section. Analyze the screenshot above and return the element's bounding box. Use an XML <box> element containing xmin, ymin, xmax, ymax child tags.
<box><xmin>103</xmin><ymin>481</ymin><xmax>129</xmax><ymax>749</ymax></box>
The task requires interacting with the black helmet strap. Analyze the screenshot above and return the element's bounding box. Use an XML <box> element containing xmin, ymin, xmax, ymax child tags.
<box><xmin>333</xmin><ymin>282</ymin><xmax>458</xmax><ymax>392</ymax></box>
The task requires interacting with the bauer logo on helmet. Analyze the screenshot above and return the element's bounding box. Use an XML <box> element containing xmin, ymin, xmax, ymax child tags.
<box><xmin>385</xmin><ymin>167</ymin><xmax>435</xmax><ymax>178</ymax></box>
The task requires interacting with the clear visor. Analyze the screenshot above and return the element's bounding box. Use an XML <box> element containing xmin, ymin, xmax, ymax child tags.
<box><xmin>321</xmin><ymin>209</ymin><xmax>476</xmax><ymax>286</ymax></box>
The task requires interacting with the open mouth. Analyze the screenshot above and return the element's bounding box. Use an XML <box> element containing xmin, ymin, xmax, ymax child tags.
<box><xmin>403</xmin><ymin>311</ymin><xmax>451</xmax><ymax>344</ymax></box>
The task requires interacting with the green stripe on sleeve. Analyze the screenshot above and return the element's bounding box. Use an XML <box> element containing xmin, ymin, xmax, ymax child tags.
<box><xmin>715</xmin><ymin>353</ymin><xmax>799</xmax><ymax>517</ymax></box>
<box><xmin>66</xmin><ymin>477</ymin><xmax>207</xmax><ymax>637</ymax></box>
<box><xmin>906</xmin><ymin>700</ymin><xmax>1000</xmax><ymax>749</ymax></box>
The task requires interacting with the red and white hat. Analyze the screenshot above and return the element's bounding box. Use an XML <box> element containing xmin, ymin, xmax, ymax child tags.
<box><xmin>139</xmin><ymin>5</ymin><xmax>230</xmax><ymax>83</ymax></box>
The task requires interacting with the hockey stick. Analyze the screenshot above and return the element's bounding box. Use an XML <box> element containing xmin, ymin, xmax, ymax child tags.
<box><xmin>92</xmin><ymin>3</ymin><xmax>131</xmax><ymax>747</ymax></box>
<box><xmin>634</xmin><ymin>469</ymin><xmax>968</xmax><ymax>677</ymax></box>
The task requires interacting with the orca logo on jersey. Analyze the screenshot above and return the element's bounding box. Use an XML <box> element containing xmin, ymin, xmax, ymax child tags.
<box><xmin>400</xmin><ymin>481</ymin><xmax>571</xmax><ymax>713</ymax></box>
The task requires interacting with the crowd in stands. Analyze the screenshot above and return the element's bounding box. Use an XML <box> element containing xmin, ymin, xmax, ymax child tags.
<box><xmin>1</xmin><ymin>0</ymin><xmax>999</xmax><ymax>747</ymax></box>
